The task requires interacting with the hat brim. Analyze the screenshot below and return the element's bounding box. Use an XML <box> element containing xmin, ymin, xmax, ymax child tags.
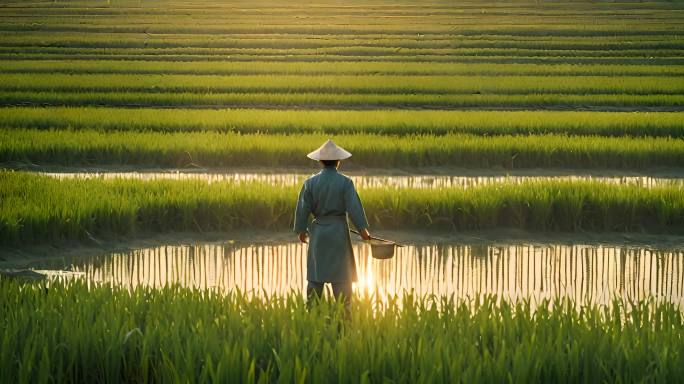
<box><xmin>307</xmin><ymin>151</ymin><xmax>352</xmax><ymax>161</ymax></box>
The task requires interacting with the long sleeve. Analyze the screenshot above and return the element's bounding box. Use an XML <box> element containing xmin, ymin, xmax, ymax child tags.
<box><xmin>293</xmin><ymin>182</ymin><xmax>312</xmax><ymax>233</ymax></box>
<box><xmin>344</xmin><ymin>180</ymin><xmax>369</xmax><ymax>230</ymax></box>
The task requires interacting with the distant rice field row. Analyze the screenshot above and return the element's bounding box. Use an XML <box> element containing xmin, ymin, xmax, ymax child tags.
<box><xmin>4</xmin><ymin>61</ymin><xmax>682</xmax><ymax>77</ymax></box>
<box><xmin>3</xmin><ymin>10</ymin><xmax>680</xmax><ymax>21</ymax></box>
<box><xmin>5</xmin><ymin>0</ymin><xmax>681</xmax><ymax>41</ymax></box>
<box><xmin>2</xmin><ymin>46</ymin><xmax>681</xmax><ymax>59</ymax></box>
<box><xmin>3</xmin><ymin>34</ymin><xmax>683</xmax><ymax>50</ymax></box>
<box><xmin>2</xmin><ymin>107</ymin><xmax>681</xmax><ymax>137</ymax></box>
<box><xmin>0</xmin><ymin>1</ymin><xmax>681</xmax><ymax>175</ymax></box>
<box><xmin>2</xmin><ymin>22</ymin><xmax>681</xmax><ymax>36</ymax></box>
<box><xmin>5</xmin><ymin>1</ymin><xmax>680</xmax><ymax>13</ymax></box>
<box><xmin>3</xmin><ymin>12</ymin><xmax>681</xmax><ymax>27</ymax></box>
<box><xmin>5</xmin><ymin>54</ymin><xmax>682</xmax><ymax>66</ymax></box>
<box><xmin>5</xmin><ymin>91</ymin><xmax>683</xmax><ymax>110</ymax></box>
<box><xmin>3</xmin><ymin>74</ymin><xmax>682</xmax><ymax>95</ymax></box>
<box><xmin>2</xmin><ymin>32</ymin><xmax>675</xmax><ymax>43</ymax></box>
<box><xmin>3</xmin><ymin>25</ymin><xmax>681</xmax><ymax>36</ymax></box>
<box><xmin>2</xmin><ymin>171</ymin><xmax>683</xmax><ymax>245</ymax></box>
<box><xmin>3</xmin><ymin>129</ymin><xmax>683</xmax><ymax>169</ymax></box>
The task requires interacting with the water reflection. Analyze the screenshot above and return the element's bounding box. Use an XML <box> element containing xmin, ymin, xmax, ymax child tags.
<box><xmin>34</xmin><ymin>241</ymin><xmax>684</xmax><ymax>305</ymax></box>
<box><xmin>41</xmin><ymin>171</ymin><xmax>684</xmax><ymax>189</ymax></box>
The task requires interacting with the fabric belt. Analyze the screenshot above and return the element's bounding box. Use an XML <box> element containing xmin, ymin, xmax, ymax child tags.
<box><xmin>313</xmin><ymin>214</ymin><xmax>347</xmax><ymax>222</ymax></box>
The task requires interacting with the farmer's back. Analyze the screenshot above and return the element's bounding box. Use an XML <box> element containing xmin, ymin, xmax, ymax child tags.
<box><xmin>293</xmin><ymin>140</ymin><xmax>371</xmax><ymax>314</ymax></box>
<box><xmin>295</xmin><ymin>166</ymin><xmax>368</xmax><ymax>282</ymax></box>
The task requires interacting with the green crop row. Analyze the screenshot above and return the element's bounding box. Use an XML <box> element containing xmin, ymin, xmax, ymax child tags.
<box><xmin>1</xmin><ymin>172</ymin><xmax>683</xmax><ymax>245</ymax></box>
<box><xmin>0</xmin><ymin>31</ymin><xmax>682</xmax><ymax>44</ymax></box>
<box><xmin>1</xmin><ymin>19</ymin><xmax>680</xmax><ymax>36</ymax></box>
<box><xmin>5</xmin><ymin>3</ymin><xmax>679</xmax><ymax>13</ymax></box>
<box><xmin>2</xmin><ymin>46</ymin><xmax>681</xmax><ymax>59</ymax></box>
<box><xmin>3</xmin><ymin>280</ymin><xmax>682</xmax><ymax>383</ymax></box>
<box><xmin>4</xmin><ymin>129</ymin><xmax>684</xmax><ymax>169</ymax></box>
<box><xmin>3</xmin><ymin>74</ymin><xmax>681</xmax><ymax>95</ymax></box>
<box><xmin>2</xmin><ymin>33</ymin><xmax>682</xmax><ymax>50</ymax></box>
<box><xmin>2</xmin><ymin>107</ymin><xmax>682</xmax><ymax>137</ymax></box>
<box><xmin>4</xmin><ymin>53</ymin><xmax>682</xmax><ymax>66</ymax></box>
<box><xmin>3</xmin><ymin>10</ymin><xmax>679</xmax><ymax>24</ymax></box>
<box><xmin>4</xmin><ymin>90</ymin><xmax>682</xmax><ymax>110</ymax></box>
<box><xmin>7</xmin><ymin>0</ymin><xmax>680</xmax><ymax>13</ymax></box>
<box><xmin>3</xmin><ymin>60</ymin><xmax>683</xmax><ymax>77</ymax></box>
<box><xmin>3</xmin><ymin>23</ymin><xmax>679</xmax><ymax>36</ymax></box>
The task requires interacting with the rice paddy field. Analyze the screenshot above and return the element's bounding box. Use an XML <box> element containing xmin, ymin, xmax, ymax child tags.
<box><xmin>2</xmin><ymin>0</ymin><xmax>684</xmax><ymax>382</ymax></box>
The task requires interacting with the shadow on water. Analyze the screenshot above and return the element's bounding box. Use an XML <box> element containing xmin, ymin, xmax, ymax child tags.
<box><xmin>28</xmin><ymin>240</ymin><xmax>684</xmax><ymax>306</ymax></box>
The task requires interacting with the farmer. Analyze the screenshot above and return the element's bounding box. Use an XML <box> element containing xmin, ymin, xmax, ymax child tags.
<box><xmin>294</xmin><ymin>139</ymin><xmax>371</xmax><ymax>315</ymax></box>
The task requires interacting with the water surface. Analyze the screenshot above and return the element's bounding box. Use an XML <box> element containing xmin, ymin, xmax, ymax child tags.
<box><xmin>41</xmin><ymin>171</ymin><xmax>684</xmax><ymax>189</ymax></box>
<box><xmin>31</xmin><ymin>240</ymin><xmax>684</xmax><ymax>305</ymax></box>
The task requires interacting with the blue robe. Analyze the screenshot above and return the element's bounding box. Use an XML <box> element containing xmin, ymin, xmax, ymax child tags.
<box><xmin>293</xmin><ymin>167</ymin><xmax>369</xmax><ymax>283</ymax></box>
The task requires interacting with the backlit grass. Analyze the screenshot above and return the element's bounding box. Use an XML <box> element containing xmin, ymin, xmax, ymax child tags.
<box><xmin>2</xmin><ymin>107</ymin><xmax>682</xmax><ymax>137</ymax></box>
<box><xmin>3</xmin><ymin>60</ymin><xmax>683</xmax><ymax>77</ymax></box>
<box><xmin>2</xmin><ymin>171</ymin><xmax>682</xmax><ymax>245</ymax></box>
<box><xmin>1</xmin><ymin>280</ymin><xmax>682</xmax><ymax>383</ymax></box>
<box><xmin>3</xmin><ymin>129</ymin><xmax>683</xmax><ymax>169</ymax></box>
<box><xmin>3</xmin><ymin>74</ymin><xmax>682</xmax><ymax>95</ymax></box>
<box><xmin>4</xmin><ymin>91</ymin><xmax>683</xmax><ymax>109</ymax></box>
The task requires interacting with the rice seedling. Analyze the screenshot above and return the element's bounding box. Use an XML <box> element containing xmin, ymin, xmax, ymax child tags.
<box><xmin>2</xmin><ymin>73</ymin><xmax>682</xmax><ymax>95</ymax></box>
<box><xmin>3</xmin><ymin>60</ymin><xmax>683</xmax><ymax>77</ymax></box>
<box><xmin>2</xmin><ymin>33</ymin><xmax>682</xmax><ymax>50</ymax></box>
<box><xmin>0</xmin><ymin>15</ymin><xmax>680</xmax><ymax>36</ymax></box>
<box><xmin>6</xmin><ymin>45</ymin><xmax>681</xmax><ymax>59</ymax></box>
<box><xmin>1</xmin><ymin>280</ymin><xmax>683</xmax><ymax>383</ymax></box>
<box><xmin>4</xmin><ymin>52</ymin><xmax>682</xmax><ymax>66</ymax></box>
<box><xmin>2</xmin><ymin>107</ymin><xmax>683</xmax><ymax>137</ymax></box>
<box><xmin>3</xmin><ymin>90</ymin><xmax>683</xmax><ymax>110</ymax></box>
<box><xmin>1</xmin><ymin>171</ymin><xmax>682</xmax><ymax>245</ymax></box>
<box><xmin>3</xmin><ymin>129</ymin><xmax>684</xmax><ymax>169</ymax></box>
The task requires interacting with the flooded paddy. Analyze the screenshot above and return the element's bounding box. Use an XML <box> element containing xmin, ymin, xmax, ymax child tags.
<box><xmin>28</xmin><ymin>239</ymin><xmax>684</xmax><ymax>306</ymax></box>
<box><xmin>40</xmin><ymin>170</ymin><xmax>684</xmax><ymax>189</ymax></box>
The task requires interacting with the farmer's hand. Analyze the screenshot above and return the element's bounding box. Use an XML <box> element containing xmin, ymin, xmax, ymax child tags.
<box><xmin>359</xmin><ymin>228</ymin><xmax>371</xmax><ymax>241</ymax></box>
<box><xmin>298</xmin><ymin>232</ymin><xmax>308</xmax><ymax>244</ymax></box>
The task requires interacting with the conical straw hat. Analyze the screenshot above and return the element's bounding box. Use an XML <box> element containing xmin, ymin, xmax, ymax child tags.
<box><xmin>307</xmin><ymin>139</ymin><xmax>352</xmax><ymax>161</ymax></box>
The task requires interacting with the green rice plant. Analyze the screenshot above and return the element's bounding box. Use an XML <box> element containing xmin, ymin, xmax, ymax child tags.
<box><xmin>2</xmin><ymin>32</ymin><xmax>682</xmax><ymax>50</ymax></box>
<box><xmin>1</xmin><ymin>15</ymin><xmax>680</xmax><ymax>36</ymax></box>
<box><xmin>2</xmin><ymin>60</ymin><xmax>683</xmax><ymax>77</ymax></box>
<box><xmin>1</xmin><ymin>280</ymin><xmax>683</xmax><ymax>383</ymax></box>
<box><xmin>2</xmin><ymin>73</ymin><xmax>682</xmax><ymax>95</ymax></box>
<box><xmin>2</xmin><ymin>107</ymin><xmax>683</xmax><ymax>137</ymax></box>
<box><xmin>3</xmin><ymin>52</ymin><xmax>682</xmax><ymax>65</ymax></box>
<box><xmin>3</xmin><ymin>90</ymin><xmax>683</xmax><ymax>110</ymax></box>
<box><xmin>3</xmin><ymin>45</ymin><xmax>682</xmax><ymax>59</ymax></box>
<box><xmin>5</xmin><ymin>128</ymin><xmax>684</xmax><ymax>169</ymax></box>
<box><xmin>5</xmin><ymin>0</ymin><xmax>682</xmax><ymax>41</ymax></box>
<box><xmin>4</xmin><ymin>40</ymin><xmax>672</xmax><ymax>57</ymax></box>
<box><xmin>3</xmin><ymin>129</ymin><xmax>684</xmax><ymax>169</ymax></box>
<box><xmin>1</xmin><ymin>171</ymin><xmax>683</xmax><ymax>245</ymax></box>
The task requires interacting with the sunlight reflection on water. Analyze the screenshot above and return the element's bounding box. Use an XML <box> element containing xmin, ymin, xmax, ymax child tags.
<box><xmin>41</xmin><ymin>171</ymin><xmax>684</xmax><ymax>189</ymax></box>
<box><xmin>30</xmin><ymin>240</ymin><xmax>684</xmax><ymax>306</ymax></box>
